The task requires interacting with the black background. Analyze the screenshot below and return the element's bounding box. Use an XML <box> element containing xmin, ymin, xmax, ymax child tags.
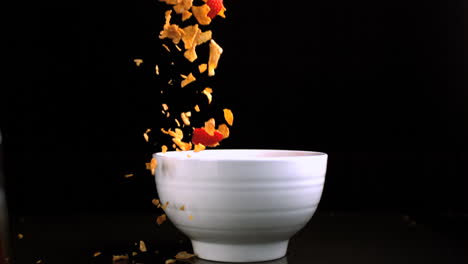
<box><xmin>1</xmin><ymin>0</ymin><xmax>467</xmax><ymax>221</ymax></box>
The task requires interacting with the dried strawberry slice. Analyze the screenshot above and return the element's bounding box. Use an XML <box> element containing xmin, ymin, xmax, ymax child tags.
<box><xmin>191</xmin><ymin>128</ymin><xmax>224</xmax><ymax>147</ymax></box>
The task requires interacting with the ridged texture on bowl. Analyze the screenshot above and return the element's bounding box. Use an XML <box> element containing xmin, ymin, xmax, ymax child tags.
<box><xmin>154</xmin><ymin>150</ymin><xmax>327</xmax><ymax>244</ymax></box>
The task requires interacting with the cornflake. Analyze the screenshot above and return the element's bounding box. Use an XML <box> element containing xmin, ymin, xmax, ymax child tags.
<box><xmin>188</xmin><ymin>215</ymin><xmax>194</xmax><ymax>220</ymax></box>
<box><xmin>208</xmin><ymin>39</ymin><xmax>223</xmax><ymax>76</ymax></box>
<box><xmin>152</xmin><ymin>198</ymin><xmax>160</xmax><ymax>207</ymax></box>
<box><xmin>145</xmin><ymin>158</ymin><xmax>158</xmax><ymax>176</ymax></box>
<box><xmin>223</xmin><ymin>109</ymin><xmax>234</xmax><ymax>126</ymax></box>
<box><xmin>193</xmin><ymin>143</ymin><xmax>206</xmax><ymax>152</ymax></box>
<box><xmin>139</xmin><ymin>240</ymin><xmax>147</xmax><ymax>252</ymax></box>
<box><xmin>162</xmin><ymin>43</ymin><xmax>171</xmax><ymax>52</ymax></box>
<box><xmin>112</xmin><ymin>255</ymin><xmax>129</xmax><ymax>261</ymax></box>
<box><xmin>161</xmin><ymin>145</ymin><xmax>168</xmax><ymax>153</ymax></box>
<box><xmin>192</xmin><ymin>4</ymin><xmax>212</xmax><ymax>25</ymax></box>
<box><xmin>133</xmin><ymin>59</ymin><xmax>143</xmax><ymax>66</ymax></box>
<box><xmin>159</xmin><ymin>10</ymin><xmax>185</xmax><ymax>45</ymax></box>
<box><xmin>124</xmin><ymin>173</ymin><xmax>134</xmax><ymax>178</ymax></box>
<box><xmin>217</xmin><ymin>124</ymin><xmax>230</xmax><ymax>139</ymax></box>
<box><xmin>159</xmin><ymin>0</ymin><xmax>179</xmax><ymax>5</ymax></box>
<box><xmin>144</xmin><ymin>128</ymin><xmax>151</xmax><ymax>142</ymax></box>
<box><xmin>198</xmin><ymin>63</ymin><xmax>207</xmax><ymax>73</ymax></box>
<box><xmin>175</xmin><ymin>251</ymin><xmax>196</xmax><ymax>260</ymax></box>
<box><xmin>157</xmin><ymin>214</ymin><xmax>167</xmax><ymax>225</ymax></box>
<box><xmin>165</xmin><ymin>259</ymin><xmax>176</xmax><ymax>264</ymax></box>
<box><xmin>181</xmin><ymin>72</ymin><xmax>196</xmax><ymax>88</ymax></box>
<box><xmin>202</xmin><ymin>87</ymin><xmax>213</xmax><ymax>104</ymax></box>
<box><xmin>179</xmin><ymin>205</ymin><xmax>185</xmax><ymax>211</ymax></box>
<box><xmin>194</xmin><ymin>104</ymin><xmax>201</xmax><ymax>112</ymax></box>
<box><xmin>93</xmin><ymin>251</ymin><xmax>102</xmax><ymax>257</ymax></box>
<box><xmin>197</xmin><ymin>30</ymin><xmax>212</xmax><ymax>45</ymax></box>
<box><xmin>181</xmin><ymin>111</ymin><xmax>191</xmax><ymax>126</ymax></box>
<box><xmin>204</xmin><ymin>118</ymin><xmax>216</xmax><ymax>136</ymax></box>
<box><xmin>17</xmin><ymin>233</ymin><xmax>23</xmax><ymax>239</ymax></box>
<box><xmin>182</xmin><ymin>24</ymin><xmax>200</xmax><ymax>50</ymax></box>
<box><xmin>173</xmin><ymin>0</ymin><xmax>193</xmax><ymax>14</ymax></box>
<box><xmin>155</xmin><ymin>64</ymin><xmax>160</xmax><ymax>75</ymax></box>
<box><xmin>182</xmin><ymin>10</ymin><xmax>192</xmax><ymax>21</ymax></box>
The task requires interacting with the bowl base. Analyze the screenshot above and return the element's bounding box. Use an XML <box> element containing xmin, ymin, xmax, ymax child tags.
<box><xmin>191</xmin><ymin>239</ymin><xmax>289</xmax><ymax>262</ymax></box>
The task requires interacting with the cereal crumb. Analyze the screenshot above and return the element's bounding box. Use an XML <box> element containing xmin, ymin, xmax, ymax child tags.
<box><xmin>155</xmin><ymin>64</ymin><xmax>160</xmax><ymax>75</ymax></box>
<box><xmin>139</xmin><ymin>240</ymin><xmax>147</xmax><ymax>252</ymax></box>
<box><xmin>133</xmin><ymin>59</ymin><xmax>143</xmax><ymax>66</ymax></box>
<box><xmin>124</xmin><ymin>173</ymin><xmax>134</xmax><ymax>178</ymax></box>
<box><xmin>161</xmin><ymin>201</ymin><xmax>170</xmax><ymax>210</ymax></box>
<box><xmin>157</xmin><ymin>214</ymin><xmax>167</xmax><ymax>225</ymax></box>
<box><xmin>165</xmin><ymin>259</ymin><xmax>177</xmax><ymax>264</ymax></box>
<box><xmin>175</xmin><ymin>251</ymin><xmax>196</xmax><ymax>260</ymax></box>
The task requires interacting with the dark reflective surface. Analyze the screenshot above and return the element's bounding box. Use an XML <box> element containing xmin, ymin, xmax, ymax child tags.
<box><xmin>6</xmin><ymin>211</ymin><xmax>468</xmax><ymax>264</ymax></box>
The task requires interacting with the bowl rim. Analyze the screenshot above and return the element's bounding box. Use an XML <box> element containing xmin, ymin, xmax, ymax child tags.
<box><xmin>153</xmin><ymin>149</ymin><xmax>327</xmax><ymax>161</ymax></box>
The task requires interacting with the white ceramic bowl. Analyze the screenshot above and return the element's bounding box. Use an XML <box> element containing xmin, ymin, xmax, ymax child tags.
<box><xmin>154</xmin><ymin>149</ymin><xmax>327</xmax><ymax>262</ymax></box>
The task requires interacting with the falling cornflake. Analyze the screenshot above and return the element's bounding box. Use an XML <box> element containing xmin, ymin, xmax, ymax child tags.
<box><xmin>17</xmin><ymin>233</ymin><xmax>24</xmax><ymax>239</ymax></box>
<box><xmin>143</xmin><ymin>128</ymin><xmax>151</xmax><ymax>142</ymax></box>
<box><xmin>162</xmin><ymin>44</ymin><xmax>171</xmax><ymax>52</ymax></box>
<box><xmin>93</xmin><ymin>251</ymin><xmax>102</xmax><ymax>257</ymax></box>
<box><xmin>139</xmin><ymin>240</ymin><xmax>147</xmax><ymax>252</ymax></box>
<box><xmin>161</xmin><ymin>145</ymin><xmax>168</xmax><ymax>153</ymax></box>
<box><xmin>146</xmin><ymin>158</ymin><xmax>158</xmax><ymax>176</ymax></box>
<box><xmin>133</xmin><ymin>58</ymin><xmax>143</xmax><ymax>66</ymax></box>
<box><xmin>202</xmin><ymin>88</ymin><xmax>213</xmax><ymax>104</ymax></box>
<box><xmin>188</xmin><ymin>214</ymin><xmax>194</xmax><ymax>220</ymax></box>
<box><xmin>181</xmin><ymin>111</ymin><xmax>191</xmax><ymax>126</ymax></box>
<box><xmin>155</xmin><ymin>64</ymin><xmax>160</xmax><ymax>75</ymax></box>
<box><xmin>157</xmin><ymin>214</ymin><xmax>167</xmax><ymax>225</ymax></box>
<box><xmin>152</xmin><ymin>198</ymin><xmax>160</xmax><ymax>207</ymax></box>
<box><xmin>223</xmin><ymin>109</ymin><xmax>234</xmax><ymax>126</ymax></box>
<box><xmin>181</xmin><ymin>72</ymin><xmax>196</xmax><ymax>88</ymax></box>
<box><xmin>124</xmin><ymin>173</ymin><xmax>134</xmax><ymax>178</ymax></box>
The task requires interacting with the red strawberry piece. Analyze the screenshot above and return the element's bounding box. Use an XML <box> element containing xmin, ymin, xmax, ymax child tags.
<box><xmin>192</xmin><ymin>128</ymin><xmax>224</xmax><ymax>147</ymax></box>
<box><xmin>206</xmin><ymin>0</ymin><xmax>224</xmax><ymax>19</ymax></box>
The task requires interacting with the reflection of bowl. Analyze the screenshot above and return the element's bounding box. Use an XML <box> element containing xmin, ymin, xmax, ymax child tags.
<box><xmin>154</xmin><ymin>149</ymin><xmax>327</xmax><ymax>262</ymax></box>
<box><xmin>189</xmin><ymin>256</ymin><xmax>288</xmax><ymax>264</ymax></box>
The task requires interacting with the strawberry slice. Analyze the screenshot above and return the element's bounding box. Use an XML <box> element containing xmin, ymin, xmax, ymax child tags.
<box><xmin>206</xmin><ymin>0</ymin><xmax>224</xmax><ymax>19</ymax></box>
<box><xmin>192</xmin><ymin>128</ymin><xmax>224</xmax><ymax>147</ymax></box>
